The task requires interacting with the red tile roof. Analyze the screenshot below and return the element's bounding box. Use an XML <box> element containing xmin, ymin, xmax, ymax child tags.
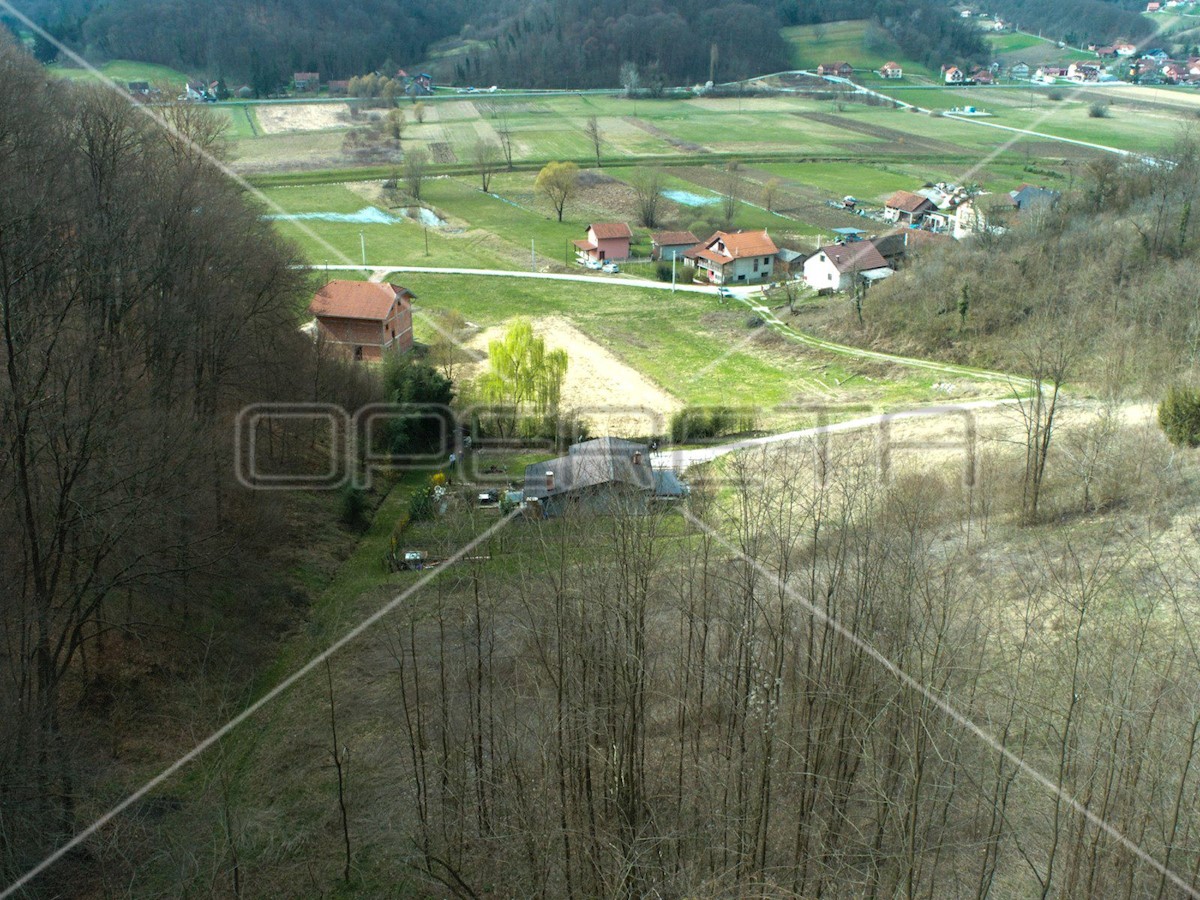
<box><xmin>588</xmin><ymin>222</ymin><xmax>632</xmax><ymax>240</ymax></box>
<box><xmin>815</xmin><ymin>243</ymin><xmax>889</xmax><ymax>274</ymax></box>
<box><xmin>886</xmin><ymin>190</ymin><xmax>937</xmax><ymax>213</ymax></box>
<box><xmin>652</xmin><ymin>230</ymin><xmax>699</xmax><ymax>246</ymax></box>
<box><xmin>309</xmin><ymin>281</ymin><xmax>412</xmax><ymax>321</ymax></box>
<box><xmin>688</xmin><ymin>229</ymin><xmax>778</xmax><ymax>263</ymax></box>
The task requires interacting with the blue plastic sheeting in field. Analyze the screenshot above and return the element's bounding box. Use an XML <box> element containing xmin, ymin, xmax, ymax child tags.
<box><xmin>264</xmin><ymin>207</ymin><xmax>405</xmax><ymax>225</ymax></box>
<box><xmin>663</xmin><ymin>190</ymin><xmax>720</xmax><ymax>207</ymax></box>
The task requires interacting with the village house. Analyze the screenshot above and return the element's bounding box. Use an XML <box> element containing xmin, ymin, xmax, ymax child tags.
<box><xmin>523</xmin><ymin>438</ymin><xmax>686</xmax><ymax>519</ymax></box>
<box><xmin>1011</xmin><ymin>184</ymin><xmax>1061</xmax><ymax>211</ymax></box>
<box><xmin>942</xmin><ymin>65</ymin><xmax>966</xmax><ymax>84</ymax></box>
<box><xmin>802</xmin><ymin>242</ymin><xmax>892</xmax><ymax>292</ymax></box>
<box><xmin>884</xmin><ymin>190</ymin><xmax>937</xmax><ymax>225</ymax></box>
<box><xmin>574</xmin><ymin>223</ymin><xmax>632</xmax><ymax>264</ymax></box>
<box><xmin>1068</xmin><ymin>61</ymin><xmax>1104</xmax><ymax>81</ymax></box>
<box><xmin>1036</xmin><ymin>65</ymin><xmax>1070</xmax><ymax>81</ymax></box>
<box><xmin>293</xmin><ymin>72</ymin><xmax>320</xmax><ymax>92</ymax></box>
<box><xmin>1009</xmin><ymin>61</ymin><xmax>1031</xmax><ymax>79</ymax></box>
<box><xmin>953</xmin><ymin>193</ymin><xmax>1017</xmax><ymax>238</ymax></box>
<box><xmin>878</xmin><ymin>61</ymin><xmax>904</xmax><ymax>79</ymax></box>
<box><xmin>685</xmin><ymin>230</ymin><xmax>779</xmax><ymax>284</ymax></box>
<box><xmin>307</xmin><ymin>280</ymin><xmax>414</xmax><ymax>361</ymax></box>
<box><xmin>816</xmin><ymin>62</ymin><xmax>854</xmax><ymax>77</ymax></box>
<box><xmin>327</xmin><ymin>79</ymin><xmax>350</xmax><ymax>95</ymax></box>
<box><xmin>1147</xmin><ymin>1</ymin><xmax>1161</xmax><ymax>11</ymax></box>
<box><xmin>1115</xmin><ymin>43</ymin><xmax>1139</xmax><ymax>57</ymax></box>
<box><xmin>651</xmin><ymin>230</ymin><xmax>699</xmax><ymax>261</ymax></box>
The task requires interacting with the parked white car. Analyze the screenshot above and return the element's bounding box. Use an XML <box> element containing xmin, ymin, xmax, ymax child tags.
<box><xmin>602</xmin><ymin>262</ymin><xmax>619</xmax><ymax>273</ymax></box>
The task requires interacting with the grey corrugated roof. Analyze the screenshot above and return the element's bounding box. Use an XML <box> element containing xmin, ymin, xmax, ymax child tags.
<box><xmin>525</xmin><ymin>438</ymin><xmax>653</xmax><ymax>499</ymax></box>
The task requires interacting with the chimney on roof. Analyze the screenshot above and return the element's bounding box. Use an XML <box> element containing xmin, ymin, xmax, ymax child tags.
<box><xmin>632</xmin><ymin>451</ymin><xmax>643</xmax><ymax>466</ymax></box>
<box><xmin>545</xmin><ymin>471</ymin><xmax>554</xmax><ymax>492</ymax></box>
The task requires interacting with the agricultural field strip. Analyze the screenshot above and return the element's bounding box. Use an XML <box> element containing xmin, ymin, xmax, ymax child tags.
<box><xmin>308</xmin><ymin>263</ymin><xmax>1023</xmax><ymax>385</ymax></box>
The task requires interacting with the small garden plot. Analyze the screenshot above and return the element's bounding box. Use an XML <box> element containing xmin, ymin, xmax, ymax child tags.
<box><xmin>255</xmin><ymin>103</ymin><xmax>352</xmax><ymax>134</ymax></box>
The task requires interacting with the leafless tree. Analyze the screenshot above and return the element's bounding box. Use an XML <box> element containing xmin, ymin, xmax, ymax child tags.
<box><xmin>631</xmin><ymin>169</ymin><xmax>664</xmax><ymax>228</ymax></box>
<box><xmin>583</xmin><ymin>115</ymin><xmax>603</xmax><ymax>168</ymax></box>
<box><xmin>471</xmin><ymin>139</ymin><xmax>500</xmax><ymax>192</ymax></box>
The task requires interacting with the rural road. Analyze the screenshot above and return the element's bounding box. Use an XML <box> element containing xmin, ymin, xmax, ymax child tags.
<box><xmin>309</xmin><ymin>263</ymin><xmax>1024</xmax><ymax>385</ymax></box>
<box><xmin>649</xmin><ymin>397</ymin><xmax>1018</xmax><ymax>472</ymax></box>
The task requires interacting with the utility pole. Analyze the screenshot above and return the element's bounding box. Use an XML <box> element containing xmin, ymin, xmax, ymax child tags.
<box><xmin>359</xmin><ymin>232</ymin><xmax>366</xmax><ymax>266</ymax></box>
<box><xmin>424</xmin><ymin>226</ymin><xmax>429</xmax><ymax>256</ymax></box>
<box><xmin>531</xmin><ymin>239</ymin><xmax>536</xmax><ymax>272</ymax></box>
<box><xmin>671</xmin><ymin>254</ymin><xmax>676</xmax><ymax>292</ymax></box>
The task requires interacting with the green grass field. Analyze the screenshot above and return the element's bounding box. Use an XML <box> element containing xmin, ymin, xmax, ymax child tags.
<box><xmin>47</xmin><ymin>59</ymin><xmax>192</xmax><ymax>87</ymax></box>
<box><xmin>781</xmin><ymin>20</ymin><xmax>935</xmax><ymax>78</ymax></box>
<box><xmin>400</xmin><ymin>274</ymin><xmax>980</xmax><ymax>416</ymax></box>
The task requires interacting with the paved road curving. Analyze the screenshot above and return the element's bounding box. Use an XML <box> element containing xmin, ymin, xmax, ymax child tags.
<box><xmin>309</xmin><ymin>263</ymin><xmax>1024</xmax><ymax>385</ymax></box>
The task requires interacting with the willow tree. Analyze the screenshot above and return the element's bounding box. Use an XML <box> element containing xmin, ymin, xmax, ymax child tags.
<box><xmin>478</xmin><ymin>320</ymin><xmax>568</xmax><ymax>433</ymax></box>
<box><xmin>535</xmin><ymin>161</ymin><xmax>579</xmax><ymax>222</ymax></box>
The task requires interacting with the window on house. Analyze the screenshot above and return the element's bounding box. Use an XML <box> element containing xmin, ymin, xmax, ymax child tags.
<box><xmin>753</xmin><ymin>259</ymin><xmax>759</xmax><ymax>271</ymax></box>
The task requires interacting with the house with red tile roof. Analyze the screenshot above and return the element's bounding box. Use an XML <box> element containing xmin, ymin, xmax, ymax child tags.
<box><xmin>884</xmin><ymin>190</ymin><xmax>938</xmax><ymax>224</ymax></box>
<box><xmin>879</xmin><ymin>62</ymin><xmax>903</xmax><ymax>79</ymax></box>
<box><xmin>573</xmin><ymin>223</ymin><xmax>632</xmax><ymax>264</ymax></box>
<box><xmin>817</xmin><ymin>62</ymin><xmax>854</xmax><ymax>77</ymax></box>
<box><xmin>308</xmin><ymin>280</ymin><xmax>414</xmax><ymax>361</ymax></box>
<box><xmin>685</xmin><ymin>230</ymin><xmax>779</xmax><ymax>284</ymax></box>
<box><xmin>942</xmin><ymin>65</ymin><xmax>965</xmax><ymax>84</ymax></box>
<box><xmin>293</xmin><ymin>72</ymin><xmax>320</xmax><ymax>92</ymax></box>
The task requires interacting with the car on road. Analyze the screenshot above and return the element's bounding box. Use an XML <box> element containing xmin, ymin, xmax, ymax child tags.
<box><xmin>717</xmin><ymin>286</ymin><xmax>733</xmax><ymax>298</ymax></box>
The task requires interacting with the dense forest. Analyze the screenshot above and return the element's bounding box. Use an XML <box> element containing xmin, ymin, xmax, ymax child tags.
<box><xmin>0</xmin><ymin>34</ymin><xmax>379</xmax><ymax>891</ymax></box>
<box><xmin>988</xmin><ymin>0</ymin><xmax>1155</xmax><ymax>46</ymax></box>
<box><xmin>15</xmin><ymin>0</ymin><xmax>988</xmax><ymax>91</ymax></box>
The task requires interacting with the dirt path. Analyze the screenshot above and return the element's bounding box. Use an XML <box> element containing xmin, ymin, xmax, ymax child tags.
<box><xmin>458</xmin><ymin>315</ymin><xmax>683</xmax><ymax>435</ymax></box>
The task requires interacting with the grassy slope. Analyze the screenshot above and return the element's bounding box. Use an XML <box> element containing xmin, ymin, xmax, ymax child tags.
<box><xmin>48</xmin><ymin>59</ymin><xmax>193</xmax><ymax>86</ymax></box>
<box><xmin>401</xmin><ymin>274</ymin><xmax>993</xmax><ymax>417</ymax></box>
<box><xmin>781</xmin><ymin>20</ymin><xmax>935</xmax><ymax>78</ymax></box>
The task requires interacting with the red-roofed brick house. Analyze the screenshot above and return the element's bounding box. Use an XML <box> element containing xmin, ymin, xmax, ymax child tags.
<box><xmin>884</xmin><ymin>190</ymin><xmax>938</xmax><ymax>224</ymax></box>
<box><xmin>573</xmin><ymin>222</ymin><xmax>632</xmax><ymax>264</ymax></box>
<box><xmin>685</xmin><ymin>230</ymin><xmax>779</xmax><ymax>284</ymax></box>
<box><xmin>308</xmin><ymin>280</ymin><xmax>413</xmax><ymax>361</ymax></box>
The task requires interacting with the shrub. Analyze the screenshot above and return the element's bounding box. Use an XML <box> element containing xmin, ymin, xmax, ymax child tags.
<box><xmin>1088</xmin><ymin>101</ymin><xmax>1110</xmax><ymax>118</ymax></box>
<box><xmin>655</xmin><ymin>260</ymin><xmax>673</xmax><ymax>282</ymax></box>
<box><xmin>339</xmin><ymin>485</ymin><xmax>369</xmax><ymax>530</ymax></box>
<box><xmin>1047</xmin><ymin>88</ymin><xmax>1064</xmax><ymax>101</ymax></box>
<box><xmin>1158</xmin><ymin>385</ymin><xmax>1200</xmax><ymax>447</ymax></box>
<box><xmin>670</xmin><ymin>405</ymin><xmax>744</xmax><ymax>443</ymax></box>
<box><xmin>745</xmin><ymin>314</ymin><xmax>765</xmax><ymax>328</ymax></box>
<box><xmin>408</xmin><ymin>482</ymin><xmax>436</xmax><ymax>522</ymax></box>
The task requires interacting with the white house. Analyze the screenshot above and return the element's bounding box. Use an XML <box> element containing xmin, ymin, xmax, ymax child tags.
<box><xmin>803</xmin><ymin>242</ymin><xmax>892</xmax><ymax>292</ymax></box>
<box><xmin>685</xmin><ymin>230</ymin><xmax>779</xmax><ymax>284</ymax></box>
<box><xmin>879</xmin><ymin>61</ymin><xmax>904</xmax><ymax>79</ymax></box>
<box><xmin>943</xmin><ymin>65</ymin><xmax>966</xmax><ymax>84</ymax></box>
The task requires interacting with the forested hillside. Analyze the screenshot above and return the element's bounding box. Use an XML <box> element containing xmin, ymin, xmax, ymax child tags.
<box><xmin>988</xmin><ymin>0</ymin><xmax>1155</xmax><ymax>46</ymax></box>
<box><xmin>826</xmin><ymin>145</ymin><xmax>1200</xmax><ymax>395</ymax></box>
<box><xmin>15</xmin><ymin>0</ymin><xmax>988</xmax><ymax>91</ymax></box>
<box><xmin>0</xmin><ymin>34</ymin><xmax>379</xmax><ymax>890</ymax></box>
